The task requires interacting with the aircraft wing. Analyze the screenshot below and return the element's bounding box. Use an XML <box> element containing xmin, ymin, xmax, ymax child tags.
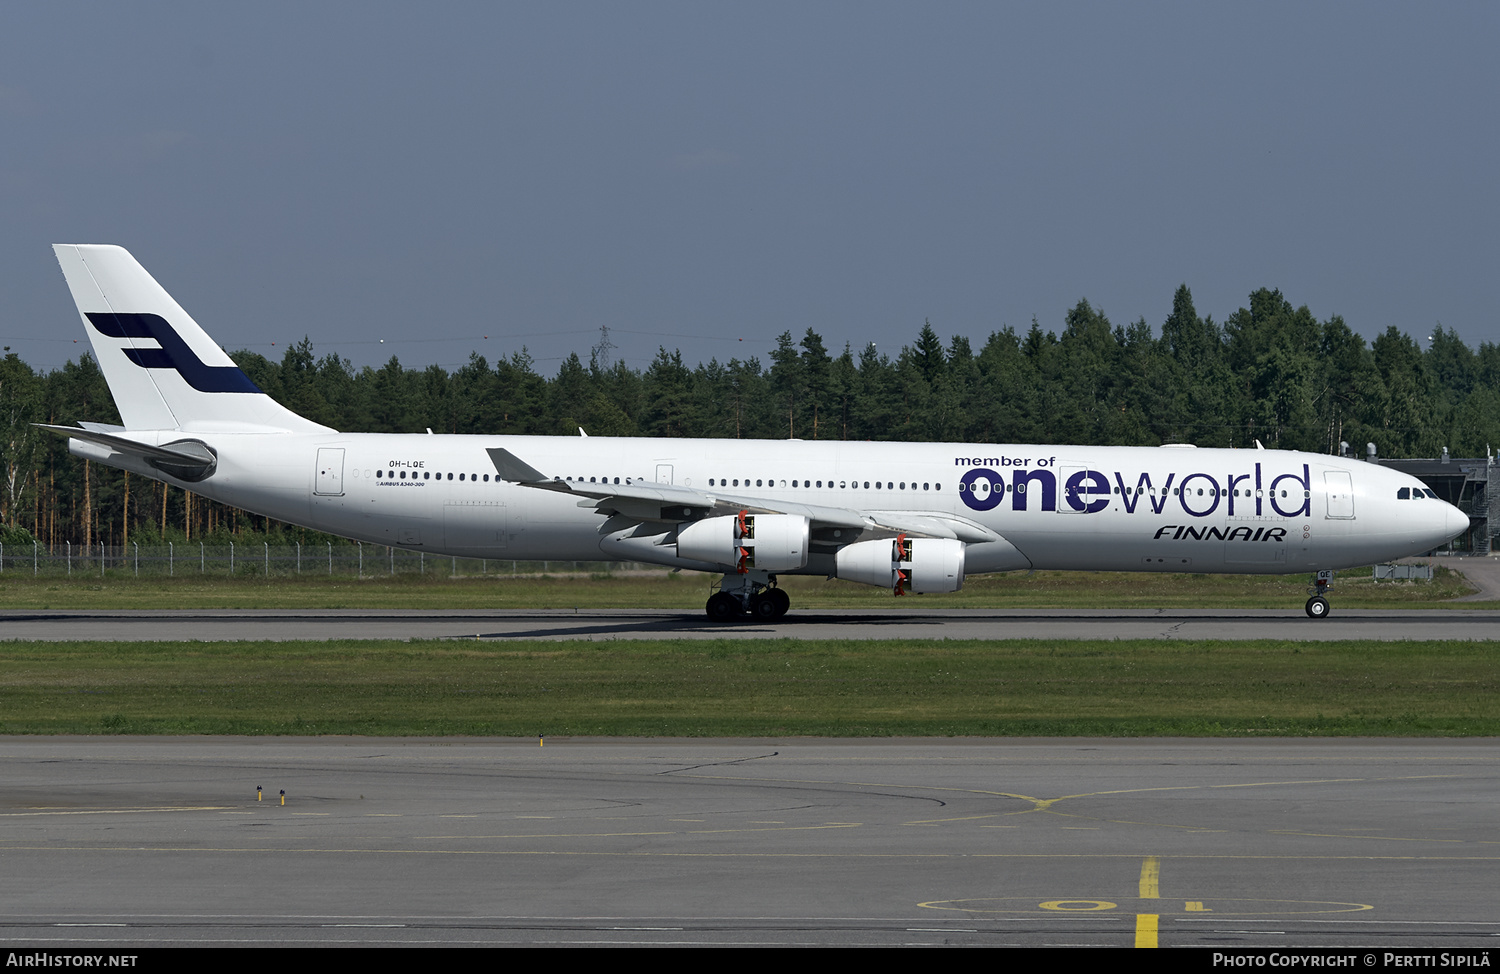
<box><xmin>487</xmin><ymin>447</ymin><xmax>997</xmax><ymax>541</ymax></box>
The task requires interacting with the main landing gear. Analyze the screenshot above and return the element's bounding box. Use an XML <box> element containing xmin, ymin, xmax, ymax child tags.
<box><xmin>1305</xmin><ymin>570</ymin><xmax>1334</xmax><ymax>619</ymax></box>
<box><xmin>705</xmin><ymin>571</ymin><xmax>790</xmax><ymax>622</ymax></box>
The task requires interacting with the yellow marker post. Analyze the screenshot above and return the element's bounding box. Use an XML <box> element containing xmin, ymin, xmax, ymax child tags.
<box><xmin>279</xmin><ymin>789</ymin><xmax>285</xmax><ymax>806</ymax></box>
<box><xmin>256</xmin><ymin>786</ymin><xmax>262</xmax><ymax>802</ymax></box>
<box><xmin>539</xmin><ymin>736</ymin><xmax>544</xmax><ymax>747</ymax></box>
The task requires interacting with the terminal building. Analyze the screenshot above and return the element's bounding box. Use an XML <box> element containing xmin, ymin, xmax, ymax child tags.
<box><xmin>1376</xmin><ymin>451</ymin><xmax>1493</xmax><ymax>555</ymax></box>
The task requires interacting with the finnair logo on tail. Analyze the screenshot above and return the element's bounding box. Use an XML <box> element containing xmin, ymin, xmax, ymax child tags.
<box><xmin>86</xmin><ymin>313</ymin><xmax>261</xmax><ymax>394</ymax></box>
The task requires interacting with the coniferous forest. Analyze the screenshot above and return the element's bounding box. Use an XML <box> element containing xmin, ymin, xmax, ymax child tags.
<box><xmin>2</xmin><ymin>285</ymin><xmax>1496</xmax><ymax>550</ymax></box>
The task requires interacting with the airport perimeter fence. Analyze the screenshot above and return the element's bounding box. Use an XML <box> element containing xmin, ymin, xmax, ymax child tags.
<box><xmin>0</xmin><ymin>542</ymin><xmax>667</xmax><ymax>579</ymax></box>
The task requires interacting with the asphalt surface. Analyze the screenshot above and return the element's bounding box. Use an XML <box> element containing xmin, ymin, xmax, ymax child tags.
<box><xmin>1</xmin><ymin>738</ymin><xmax>1496</xmax><ymax>948</ymax></box>
<box><xmin>3</xmin><ymin>605</ymin><xmax>1499</xmax><ymax>641</ymax></box>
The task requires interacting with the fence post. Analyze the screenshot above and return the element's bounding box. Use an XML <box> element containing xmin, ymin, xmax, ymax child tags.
<box><xmin>420</xmin><ymin>552</ymin><xmax>425</xmax><ymax>575</ymax></box>
<box><xmin>134</xmin><ymin>542</ymin><xmax>139</xmax><ymax>577</ymax></box>
<box><xmin>357</xmin><ymin>541</ymin><xmax>363</xmax><ymax>578</ymax></box>
<box><xmin>296</xmin><ymin>542</ymin><xmax>301</xmax><ymax>574</ymax></box>
<box><xmin>264</xmin><ymin>542</ymin><xmax>269</xmax><ymax>576</ymax></box>
<box><xmin>1</xmin><ymin>542</ymin><xmax>4</xmax><ymax>573</ymax></box>
<box><xmin>67</xmin><ymin>541</ymin><xmax>71</xmax><ymax>575</ymax></box>
<box><xmin>389</xmin><ymin>545</ymin><xmax>394</xmax><ymax>575</ymax></box>
<box><xmin>101</xmin><ymin>544</ymin><xmax>105</xmax><ymax>577</ymax></box>
<box><xmin>169</xmin><ymin>541</ymin><xmax>173</xmax><ymax>576</ymax></box>
<box><xmin>200</xmin><ymin>541</ymin><xmax>204</xmax><ymax>573</ymax></box>
<box><xmin>327</xmin><ymin>541</ymin><xmax>332</xmax><ymax>575</ymax></box>
<box><xmin>230</xmin><ymin>541</ymin><xmax>235</xmax><ymax>574</ymax></box>
<box><xmin>34</xmin><ymin>540</ymin><xmax>38</xmax><ymax>576</ymax></box>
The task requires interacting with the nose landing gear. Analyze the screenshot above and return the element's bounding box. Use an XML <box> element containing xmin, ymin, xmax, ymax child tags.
<box><xmin>1305</xmin><ymin>570</ymin><xmax>1334</xmax><ymax>619</ymax></box>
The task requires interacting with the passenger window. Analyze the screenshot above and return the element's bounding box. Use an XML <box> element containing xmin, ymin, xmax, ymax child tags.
<box><xmin>1398</xmin><ymin>488</ymin><xmax>1410</xmax><ymax>499</ymax></box>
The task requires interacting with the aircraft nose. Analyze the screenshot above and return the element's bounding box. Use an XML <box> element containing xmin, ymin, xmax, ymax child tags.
<box><xmin>1443</xmin><ymin>501</ymin><xmax>1469</xmax><ymax>542</ymax></box>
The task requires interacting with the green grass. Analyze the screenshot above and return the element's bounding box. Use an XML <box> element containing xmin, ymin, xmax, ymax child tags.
<box><xmin>2</xmin><ymin>638</ymin><xmax>1497</xmax><ymax>737</ymax></box>
<box><xmin>0</xmin><ymin>564</ymin><xmax>1480</xmax><ymax>609</ymax></box>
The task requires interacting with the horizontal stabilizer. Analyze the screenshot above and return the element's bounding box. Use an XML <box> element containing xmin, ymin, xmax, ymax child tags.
<box><xmin>36</xmin><ymin>424</ymin><xmax>218</xmax><ymax>482</ymax></box>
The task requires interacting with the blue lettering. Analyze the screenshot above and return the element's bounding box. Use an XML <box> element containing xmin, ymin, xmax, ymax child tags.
<box><xmin>1012</xmin><ymin>469</ymin><xmax>1056</xmax><ymax>512</ymax></box>
<box><xmin>1064</xmin><ymin>470</ymin><xmax>1109</xmax><ymax>513</ymax></box>
<box><xmin>1269</xmin><ymin>464</ymin><xmax>1312</xmax><ymax>517</ymax></box>
<box><xmin>959</xmin><ymin>468</ymin><xmax>1004</xmax><ymax>512</ymax></box>
<box><xmin>1179</xmin><ymin>473</ymin><xmax>1221</xmax><ymax>517</ymax></box>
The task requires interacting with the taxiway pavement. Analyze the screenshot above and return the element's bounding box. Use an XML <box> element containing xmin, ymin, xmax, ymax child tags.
<box><xmin>1</xmin><ymin>738</ymin><xmax>1495</xmax><ymax>948</ymax></box>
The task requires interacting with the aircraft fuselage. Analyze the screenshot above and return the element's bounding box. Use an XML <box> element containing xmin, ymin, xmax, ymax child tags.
<box><xmin>68</xmin><ymin>431</ymin><xmax>1461</xmax><ymax>576</ymax></box>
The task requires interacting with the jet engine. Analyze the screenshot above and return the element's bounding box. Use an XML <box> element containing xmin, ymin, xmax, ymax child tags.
<box><xmin>676</xmin><ymin>513</ymin><xmax>810</xmax><ymax>572</ymax></box>
<box><xmin>835</xmin><ymin>536</ymin><xmax>966</xmax><ymax>594</ymax></box>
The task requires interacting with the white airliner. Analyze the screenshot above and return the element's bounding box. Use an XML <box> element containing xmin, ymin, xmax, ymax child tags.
<box><xmin>44</xmin><ymin>244</ymin><xmax>1467</xmax><ymax>620</ymax></box>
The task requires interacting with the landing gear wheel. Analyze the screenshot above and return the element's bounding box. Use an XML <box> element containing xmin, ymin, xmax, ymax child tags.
<box><xmin>767</xmin><ymin>587</ymin><xmax>790</xmax><ymax>619</ymax></box>
<box><xmin>749</xmin><ymin>592</ymin><xmax>780</xmax><ymax>620</ymax></box>
<box><xmin>1305</xmin><ymin>596</ymin><xmax>1330</xmax><ymax>619</ymax></box>
<box><xmin>706</xmin><ymin>592</ymin><xmax>741</xmax><ymax>622</ymax></box>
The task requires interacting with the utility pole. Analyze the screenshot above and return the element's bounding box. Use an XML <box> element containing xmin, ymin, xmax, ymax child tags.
<box><xmin>591</xmin><ymin>324</ymin><xmax>617</xmax><ymax>372</ymax></box>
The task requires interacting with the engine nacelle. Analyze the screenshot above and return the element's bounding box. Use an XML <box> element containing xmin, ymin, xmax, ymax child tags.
<box><xmin>835</xmin><ymin>537</ymin><xmax>966</xmax><ymax>594</ymax></box>
<box><xmin>676</xmin><ymin>513</ymin><xmax>810</xmax><ymax>572</ymax></box>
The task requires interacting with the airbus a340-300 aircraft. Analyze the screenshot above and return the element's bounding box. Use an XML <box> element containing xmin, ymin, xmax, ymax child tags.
<box><xmin>44</xmin><ymin>245</ymin><xmax>1467</xmax><ymax>620</ymax></box>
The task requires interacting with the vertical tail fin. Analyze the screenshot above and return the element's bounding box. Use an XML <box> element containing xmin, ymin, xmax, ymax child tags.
<box><xmin>52</xmin><ymin>244</ymin><xmax>332</xmax><ymax>433</ymax></box>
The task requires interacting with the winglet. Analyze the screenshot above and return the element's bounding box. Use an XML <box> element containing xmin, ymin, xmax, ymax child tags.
<box><xmin>487</xmin><ymin>447</ymin><xmax>550</xmax><ymax>484</ymax></box>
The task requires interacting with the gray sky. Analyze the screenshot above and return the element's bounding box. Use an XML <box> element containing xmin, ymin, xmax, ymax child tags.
<box><xmin>2</xmin><ymin>2</ymin><xmax>1494</xmax><ymax>377</ymax></box>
